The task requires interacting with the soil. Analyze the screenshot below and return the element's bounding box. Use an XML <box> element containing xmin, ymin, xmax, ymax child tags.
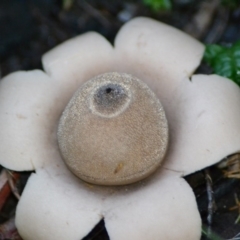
<box><xmin>0</xmin><ymin>0</ymin><xmax>240</xmax><ymax>239</ymax></box>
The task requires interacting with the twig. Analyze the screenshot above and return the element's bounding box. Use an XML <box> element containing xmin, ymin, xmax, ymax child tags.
<box><xmin>229</xmin><ymin>193</ymin><xmax>240</xmax><ymax>224</ymax></box>
<box><xmin>0</xmin><ymin>169</ymin><xmax>9</xmax><ymax>211</ymax></box>
<box><xmin>77</xmin><ymin>0</ymin><xmax>110</xmax><ymax>28</ymax></box>
<box><xmin>0</xmin><ymin>169</ymin><xmax>20</xmax><ymax>211</ymax></box>
<box><xmin>6</xmin><ymin>171</ymin><xmax>20</xmax><ymax>200</ymax></box>
<box><xmin>204</xmin><ymin>169</ymin><xmax>216</xmax><ymax>236</ymax></box>
<box><xmin>184</xmin><ymin>0</ymin><xmax>220</xmax><ymax>39</ymax></box>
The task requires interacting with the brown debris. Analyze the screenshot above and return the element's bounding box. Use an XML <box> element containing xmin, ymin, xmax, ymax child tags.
<box><xmin>0</xmin><ymin>170</ymin><xmax>20</xmax><ymax>211</ymax></box>
<box><xmin>184</xmin><ymin>0</ymin><xmax>220</xmax><ymax>39</ymax></box>
<box><xmin>0</xmin><ymin>217</ymin><xmax>22</xmax><ymax>240</ymax></box>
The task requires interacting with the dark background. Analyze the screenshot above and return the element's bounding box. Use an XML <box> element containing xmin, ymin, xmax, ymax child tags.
<box><xmin>0</xmin><ymin>0</ymin><xmax>240</xmax><ymax>239</ymax></box>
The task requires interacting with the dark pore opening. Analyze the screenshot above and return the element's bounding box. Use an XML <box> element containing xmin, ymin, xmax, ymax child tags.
<box><xmin>106</xmin><ymin>88</ymin><xmax>112</xmax><ymax>94</ymax></box>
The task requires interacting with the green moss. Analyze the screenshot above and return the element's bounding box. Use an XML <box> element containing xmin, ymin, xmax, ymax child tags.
<box><xmin>143</xmin><ymin>0</ymin><xmax>172</xmax><ymax>11</ymax></box>
<box><xmin>204</xmin><ymin>41</ymin><xmax>240</xmax><ymax>86</ymax></box>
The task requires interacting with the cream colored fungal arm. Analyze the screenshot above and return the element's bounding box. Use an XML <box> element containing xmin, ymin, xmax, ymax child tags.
<box><xmin>16</xmin><ymin>168</ymin><xmax>104</xmax><ymax>240</ymax></box>
<box><xmin>0</xmin><ymin>70</ymin><xmax>63</xmax><ymax>171</ymax></box>
<box><xmin>114</xmin><ymin>17</ymin><xmax>205</xmax><ymax>96</ymax></box>
<box><xmin>16</xmin><ymin>167</ymin><xmax>201</xmax><ymax>240</ymax></box>
<box><xmin>104</xmin><ymin>170</ymin><xmax>201</xmax><ymax>240</ymax></box>
<box><xmin>163</xmin><ymin>74</ymin><xmax>240</xmax><ymax>175</ymax></box>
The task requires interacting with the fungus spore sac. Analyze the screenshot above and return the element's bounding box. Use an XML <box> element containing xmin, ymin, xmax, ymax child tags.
<box><xmin>57</xmin><ymin>72</ymin><xmax>169</xmax><ymax>186</ymax></box>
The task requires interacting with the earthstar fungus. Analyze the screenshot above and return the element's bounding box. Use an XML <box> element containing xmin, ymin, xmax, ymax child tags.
<box><xmin>1</xmin><ymin>17</ymin><xmax>240</xmax><ymax>240</ymax></box>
